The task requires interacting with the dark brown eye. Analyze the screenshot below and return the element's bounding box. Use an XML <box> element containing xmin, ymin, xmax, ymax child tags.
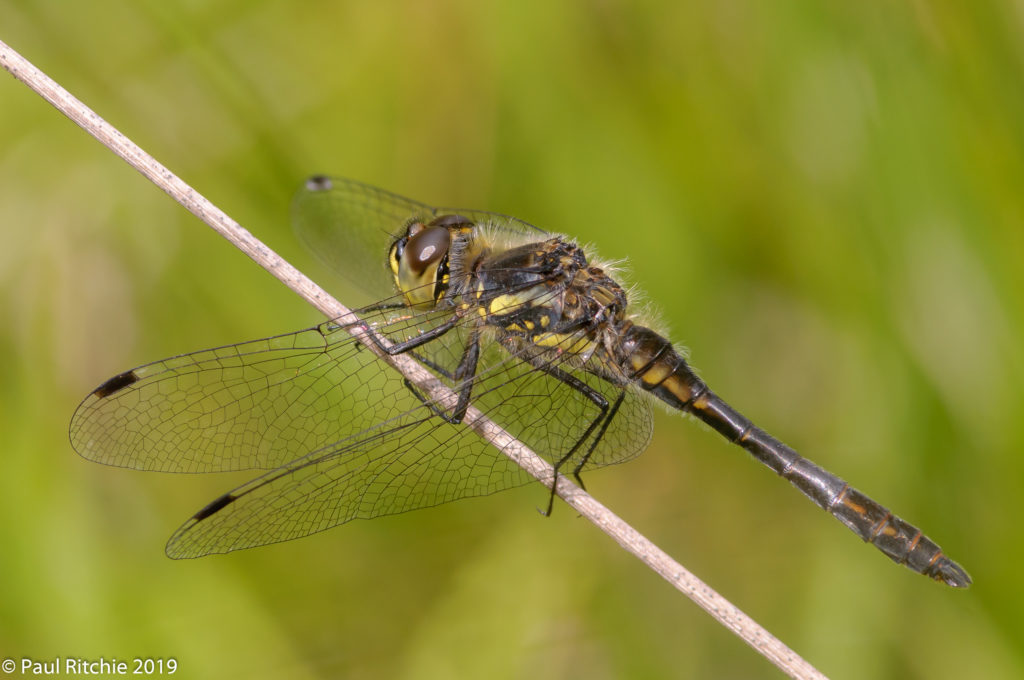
<box><xmin>404</xmin><ymin>226</ymin><xmax>451</xmax><ymax>276</ymax></box>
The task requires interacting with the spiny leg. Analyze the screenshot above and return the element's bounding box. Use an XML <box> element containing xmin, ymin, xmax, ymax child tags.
<box><xmin>570</xmin><ymin>390</ymin><xmax>626</xmax><ymax>480</ymax></box>
<box><xmin>360</xmin><ymin>301</ymin><xmax>408</xmax><ymax>313</ymax></box>
<box><xmin>400</xmin><ymin>327</ymin><xmax>482</xmax><ymax>425</ymax></box>
<box><xmin>538</xmin><ymin>365</ymin><xmax>611</xmax><ymax>516</ymax></box>
<box><xmin>499</xmin><ymin>339</ymin><xmax>616</xmax><ymax>516</ymax></box>
<box><xmin>354</xmin><ymin>305</ymin><xmax>462</xmax><ymax>380</ymax></box>
<box><xmin>357</xmin><ymin>308</ymin><xmax>482</xmax><ymax>423</ymax></box>
<box><xmin>374</xmin><ymin>314</ymin><xmax>462</xmax><ymax>356</ymax></box>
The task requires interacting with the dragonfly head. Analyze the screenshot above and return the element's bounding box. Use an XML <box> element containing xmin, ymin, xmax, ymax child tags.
<box><xmin>389</xmin><ymin>215</ymin><xmax>469</xmax><ymax>308</ymax></box>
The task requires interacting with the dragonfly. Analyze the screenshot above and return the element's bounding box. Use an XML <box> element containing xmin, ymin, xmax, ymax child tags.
<box><xmin>69</xmin><ymin>176</ymin><xmax>971</xmax><ymax>587</ymax></box>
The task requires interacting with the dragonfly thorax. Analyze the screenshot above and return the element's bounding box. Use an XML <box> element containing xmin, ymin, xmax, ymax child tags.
<box><xmin>471</xmin><ymin>237</ymin><xmax>632</xmax><ymax>368</ymax></box>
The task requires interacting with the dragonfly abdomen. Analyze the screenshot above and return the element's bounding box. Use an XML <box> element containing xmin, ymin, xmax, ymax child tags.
<box><xmin>617</xmin><ymin>324</ymin><xmax>971</xmax><ymax>587</ymax></box>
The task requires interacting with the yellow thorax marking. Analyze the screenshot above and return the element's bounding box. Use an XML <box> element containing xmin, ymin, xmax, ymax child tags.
<box><xmin>488</xmin><ymin>293</ymin><xmax>531</xmax><ymax>317</ymax></box>
<box><xmin>532</xmin><ymin>332</ymin><xmax>594</xmax><ymax>355</ymax></box>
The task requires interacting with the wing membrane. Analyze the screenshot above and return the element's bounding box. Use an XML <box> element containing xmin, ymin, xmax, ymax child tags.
<box><xmin>292</xmin><ymin>176</ymin><xmax>547</xmax><ymax>301</ymax></box>
<box><xmin>71</xmin><ymin>302</ymin><xmax>441</xmax><ymax>473</ymax></box>
<box><xmin>165</xmin><ymin>411</ymin><xmax>532</xmax><ymax>558</ymax></box>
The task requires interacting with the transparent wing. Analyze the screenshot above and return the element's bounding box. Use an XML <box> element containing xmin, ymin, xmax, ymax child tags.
<box><xmin>166</xmin><ymin>357</ymin><xmax>652</xmax><ymax>559</ymax></box>
<box><xmin>164</xmin><ymin>410</ymin><xmax>523</xmax><ymax>558</ymax></box>
<box><xmin>71</xmin><ymin>293</ymin><xmax>652</xmax><ymax>557</ymax></box>
<box><xmin>70</xmin><ymin>301</ymin><xmax>432</xmax><ymax>473</ymax></box>
<box><xmin>291</xmin><ymin>176</ymin><xmax>548</xmax><ymax>301</ymax></box>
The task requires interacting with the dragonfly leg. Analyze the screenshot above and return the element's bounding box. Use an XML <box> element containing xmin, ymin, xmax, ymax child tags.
<box><xmin>406</xmin><ymin>351</ymin><xmax>457</xmax><ymax>379</ymax></box>
<box><xmin>539</xmin><ymin>367</ymin><xmax>611</xmax><ymax>515</ymax></box>
<box><xmin>501</xmin><ymin>345</ymin><xmax>616</xmax><ymax>515</ymax></box>
<box><xmin>359</xmin><ymin>301</ymin><xmax>408</xmax><ymax>313</ymax></box>
<box><xmin>371</xmin><ymin>314</ymin><xmax>462</xmax><ymax>355</ymax></box>
<box><xmin>570</xmin><ymin>390</ymin><xmax>626</xmax><ymax>481</ymax></box>
<box><xmin>399</xmin><ymin>328</ymin><xmax>482</xmax><ymax>425</ymax></box>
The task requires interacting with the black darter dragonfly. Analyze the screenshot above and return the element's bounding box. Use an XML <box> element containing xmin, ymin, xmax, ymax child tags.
<box><xmin>70</xmin><ymin>176</ymin><xmax>970</xmax><ymax>587</ymax></box>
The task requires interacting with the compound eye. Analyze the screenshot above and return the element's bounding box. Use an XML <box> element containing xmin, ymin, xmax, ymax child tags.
<box><xmin>404</xmin><ymin>226</ymin><xmax>451</xmax><ymax>276</ymax></box>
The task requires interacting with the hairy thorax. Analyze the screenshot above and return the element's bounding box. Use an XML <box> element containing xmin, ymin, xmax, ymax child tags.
<box><xmin>459</xmin><ymin>237</ymin><xmax>631</xmax><ymax>377</ymax></box>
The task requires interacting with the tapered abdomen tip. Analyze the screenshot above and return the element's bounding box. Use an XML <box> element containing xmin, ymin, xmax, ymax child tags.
<box><xmin>930</xmin><ymin>557</ymin><xmax>972</xmax><ymax>588</ymax></box>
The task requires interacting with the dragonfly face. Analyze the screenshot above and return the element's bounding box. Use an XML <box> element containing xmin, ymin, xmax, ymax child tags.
<box><xmin>388</xmin><ymin>215</ymin><xmax>467</xmax><ymax>309</ymax></box>
<box><xmin>69</xmin><ymin>176</ymin><xmax>970</xmax><ymax>588</ymax></box>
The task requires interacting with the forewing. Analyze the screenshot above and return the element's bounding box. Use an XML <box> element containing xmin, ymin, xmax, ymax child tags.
<box><xmin>71</xmin><ymin>304</ymin><xmax>454</xmax><ymax>473</ymax></box>
<box><xmin>291</xmin><ymin>176</ymin><xmax>548</xmax><ymax>301</ymax></box>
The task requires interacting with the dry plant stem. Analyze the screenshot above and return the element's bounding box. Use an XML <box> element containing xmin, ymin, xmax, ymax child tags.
<box><xmin>1</xmin><ymin>38</ymin><xmax>827</xmax><ymax>680</ymax></box>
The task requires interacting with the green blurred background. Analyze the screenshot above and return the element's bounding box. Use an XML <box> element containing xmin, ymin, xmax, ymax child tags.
<box><xmin>1</xmin><ymin>1</ymin><xmax>1022</xmax><ymax>678</ymax></box>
